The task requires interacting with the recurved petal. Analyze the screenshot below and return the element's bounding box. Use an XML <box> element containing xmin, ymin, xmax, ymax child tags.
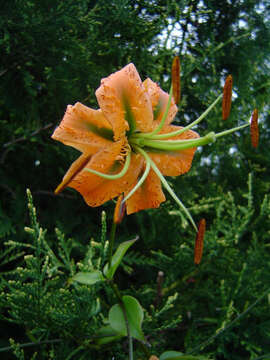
<box><xmin>52</xmin><ymin>102</ymin><xmax>114</xmax><ymax>154</ymax></box>
<box><xmin>143</xmin><ymin>78</ymin><xmax>178</xmax><ymax>126</ymax></box>
<box><xmin>55</xmin><ymin>153</ymin><xmax>91</xmax><ymax>194</ymax></box>
<box><xmin>125</xmin><ymin>168</ymin><xmax>166</xmax><ymax>214</ymax></box>
<box><xmin>148</xmin><ymin>125</ymin><xmax>199</xmax><ymax>176</ymax></box>
<box><xmin>68</xmin><ymin>141</ymin><xmax>144</xmax><ymax>207</ymax></box>
<box><xmin>96</xmin><ymin>64</ymin><xmax>153</xmax><ymax>140</ymax></box>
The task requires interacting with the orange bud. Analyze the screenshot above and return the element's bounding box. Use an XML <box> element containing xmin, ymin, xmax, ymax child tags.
<box><xmin>250</xmin><ymin>108</ymin><xmax>259</xmax><ymax>148</ymax></box>
<box><xmin>149</xmin><ymin>356</ymin><xmax>159</xmax><ymax>360</ymax></box>
<box><xmin>194</xmin><ymin>219</ymin><xmax>206</xmax><ymax>265</ymax></box>
<box><xmin>171</xmin><ymin>56</ymin><xmax>181</xmax><ymax>105</ymax></box>
<box><xmin>113</xmin><ymin>194</ymin><xmax>126</xmax><ymax>224</ymax></box>
<box><xmin>222</xmin><ymin>75</ymin><xmax>233</xmax><ymax>120</ymax></box>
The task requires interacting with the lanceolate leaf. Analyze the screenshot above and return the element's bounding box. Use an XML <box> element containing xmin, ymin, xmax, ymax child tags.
<box><xmin>72</xmin><ymin>270</ymin><xmax>104</xmax><ymax>285</ymax></box>
<box><xmin>108</xmin><ymin>295</ymin><xmax>144</xmax><ymax>341</ymax></box>
<box><xmin>103</xmin><ymin>237</ymin><xmax>137</xmax><ymax>279</ymax></box>
<box><xmin>95</xmin><ymin>325</ymin><xmax>123</xmax><ymax>345</ymax></box>
<box><xmin>160</xmin><ymin>351</ymin><xmax>207</xmax><ymax>360</ymax></box>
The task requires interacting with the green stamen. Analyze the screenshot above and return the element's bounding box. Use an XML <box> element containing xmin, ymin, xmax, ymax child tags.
<box><xmin>85</xmin><ymin>151</ymin><xmax>131</xmax><ymax>179</ymax></box>
<box><xmin>135</xmin><ymin>146</ymin><xmax>197</xmax><ymax>232</ymax></box>
<box><xmin>150</xmin><ymin>93</ymin><xmax>223</xmax><ymax>140</ymax></box>
<box><xmin>143</xmin><ymin>86</ymin><xmax>173</xmax><ymax>138</ymax></box>
<box><xmin>134</xmin><ymin>132</ymin><xmax>216</xmax><ymax>152</ymax></box>
<box><xmin>132</xmin><ymin>93</ymin><xmax>222</xmax><ymax>142</ymax></box>
<box><xmin>122</xmin><ymin>159</ymin><xmax>151</xmax><ymax>203</ymax></box>
<box><xmin>215</xmin><ymin>123</ymin><xmax>249</xmax><ymax>138</ymax></box>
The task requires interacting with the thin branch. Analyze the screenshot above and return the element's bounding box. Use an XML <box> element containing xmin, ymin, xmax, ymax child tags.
<box><xmin>3</xmin><ymin>123</ymin><xmax>54</xmax><ymax>148</ymax></box>
<box><xmin>0</xmin><ymin>339</ymin><xmax>62</xmax><ymax>353</ymax></box>
<box><xmin>33</xmin><ymin>190</ymin><xmax>77</xmax><ymax>199</ymax></box>
<box><xmin>188</xmin><ymin>288</ymin><xmax>270</xmax><ymax>355</ymax></box>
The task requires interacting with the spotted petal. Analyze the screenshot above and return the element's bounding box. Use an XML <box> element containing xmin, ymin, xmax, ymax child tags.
<box><xmin>68</xmin><ymin>141</ymin><xmax>144</xmax><ymax>207</ymax></box>
<box><xmin>52</xmin><ymin>102</ymin><xmax>114</xmax><ymax>154</ymax></box>
<box><xmin>96</xmin><ymin>64</ymin><xmax>153</xmax><ymax>140</ymax></box>
<box><xmin>125</xmin><ymin>168</ymin><xmax>166</xmax><ymax>214</ymax></box>
<box><xmin>148</xmin><ymin>125</ymin><xmax>199</xmax><ymax>176</ymax></box>
<box><xmin>143</xmin><ymin>78</ymin><xmax>178</xmax><ymax>126</ymax></box>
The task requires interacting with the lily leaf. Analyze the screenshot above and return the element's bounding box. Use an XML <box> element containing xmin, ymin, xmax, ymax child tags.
<box><xmin>103</xmin><ymin>237</ymin><xmax>137</xmax><ymax>279</ymax></box>
<box><xmin>72</xmin><ymin>270</ymin><xmax>104</xmax><ymax>285</ymax></box>
<box><xmin>160</xmin><ymin>352</ymin><xmax>207</xmax><ymax>360</ymax></box>
<box><xmin>95</xmin><ymin>325</ymin><xmax>123</xmax><ymax>345</ymax></box>
<box><xmin>109</xmin><ymin>295</ymin><xmax>144</xmax><ymax>341</ymax></box>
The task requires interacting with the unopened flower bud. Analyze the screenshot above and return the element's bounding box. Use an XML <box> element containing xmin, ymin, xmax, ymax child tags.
<box><xmin>113</xmin><ymin>194</ymin><xmax>126</xmax><ymax>224</ymax></box>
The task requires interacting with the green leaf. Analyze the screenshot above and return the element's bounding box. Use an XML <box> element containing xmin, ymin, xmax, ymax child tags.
<box><xmin>95</xmin><ymin>325</ymin><xmax>123</xmax><ymax>345</ymax></box>
<box><xmin>109</xmin><ymin>295</ymin><xmax>144</xmax><ymax>341</ymax></box>
<box><xmin>160</xmin><ymin>351</ymin><xmax>184</xmax><ymax>360</ymax></box>
<box><xmin>160</xmin><ymin>352</ymin><xmax>207</xmax><ymax>360</ymax></box>
<box><xmin>103</xmin><ymin>237</ymin><xmax>137</xmax><ymax>279</ymax></box>
<box><xmin>72</xmin><ymin>270</ymin><xmax>104</xmax><ymax>285</ymax></box>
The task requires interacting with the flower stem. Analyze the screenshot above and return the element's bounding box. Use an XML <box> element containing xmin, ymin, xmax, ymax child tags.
<box><xmin>108</xmin><ymin>222</ymin><xmax>117</xmax><ymax>269</ymax></box>
<box><xmin>110</xmin><ymin>281</ymin><xmax>133</xmax><ymax>360</ymax></box>
<box><xmin>108</xmin><ymin>211</ymin><xmax>133</xmax><ymax>360</ymax></box>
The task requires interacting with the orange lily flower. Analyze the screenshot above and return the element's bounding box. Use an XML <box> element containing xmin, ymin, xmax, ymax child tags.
<box><xmin>52</xmin><ymin>63</ymin><xmax>251</xmax><ymax>229</ymax></box>
<box><xmin>52</xmin><ymin>64</ymin><xmax>198</xmax><ymax>214</ymax></box>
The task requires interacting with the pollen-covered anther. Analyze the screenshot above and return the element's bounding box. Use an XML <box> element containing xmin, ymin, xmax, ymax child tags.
<box><xmin>222</xmin><ymin>75</ymin><xmax>233</xmax><ymax>120</ymax></box>
<box><xmin>116</xmin><ymin>143</ymin><xmax>131</xmax><ymax>163</ymax></box>
<box><xmin>250</xmin><ymin>108</ymin><xmax>259</xmax><ymax>148</ymax></box>
<box><xmin>171</xmin><ymin>56</ymin><xmax>181</xmax><ymax>105</ymax></box>
<box><xmin>194</xmin><ymin>218</ymin><xmax>206</xmax><ymax>265</ymax></box>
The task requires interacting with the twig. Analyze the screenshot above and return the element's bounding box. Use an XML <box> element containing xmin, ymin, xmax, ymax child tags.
<box><xmin>33</xmin><ymin>190</ymin><xmax>77</xmax><ymax>199</ymax></box>
<box><xmin>3</xmin><ymin>123</ymin><xmax>54</xmax><ymax>148</ymax></box>
<box><xmin>0</xmin><ymin>339</ymin><xmax>62</xmax><ymax>353</ymax></box>
<box><xmin>188</xmin><ymin>288</ymin><xmax>270</xmax><ymax>355</ymax></box>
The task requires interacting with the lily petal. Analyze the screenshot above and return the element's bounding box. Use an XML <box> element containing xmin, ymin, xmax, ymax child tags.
<box><xmin>96</xmin><ymin>64</ymin><xmax>153</xmax><ymax>140</ymax></box>
<box><xmin>52</xmin><ymin>102</ymin><xmax>114</xmax><ymax>154</ymax></box>
<box><xmin>148</xmin><ymin>125</ymin><xmax>199</xmax><ymax>176</ymax></box>
<box><xmin>143</xmin><ymin>78</ymin><xmax>178</xmax><ymax>126</ymax></box>
<box><xmin>55</xmin><ymin>153</ymin><xmax>91</xmax><ymax>194</ymax></box>
<box><xmin>68</xmin><ymin>141</ymin><xmax>144</xmax><ymax>207</ymax></box>
<box><xmin>125</xmin><ymin>168</ymin><xmax>166</xmax><ymax>214</ymax></box>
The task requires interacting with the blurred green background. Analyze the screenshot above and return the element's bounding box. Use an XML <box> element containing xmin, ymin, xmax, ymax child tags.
<box><xmin>0</xmin><ymin>1</ymin><xmax>270</xmax><ymax>359</ymax></box>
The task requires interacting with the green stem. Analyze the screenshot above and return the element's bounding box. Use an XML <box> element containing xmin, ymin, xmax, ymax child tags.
<box><xmin>108</xmin><ymin>222</ymin><xmax>117</xmax><ymax>269</ymax></box>
<box><xmin>107</xmin><ymin>215</ymin><xmax>133</xmax><ymax>360</ymax></box>
<box><xmin>110</xmin><ymin>282</ymin><xmax>133</xmax><ymax>360</ymax></box>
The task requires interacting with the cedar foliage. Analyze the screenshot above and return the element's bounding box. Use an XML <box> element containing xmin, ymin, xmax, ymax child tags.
<box><xmin>0</xmin><ymin>0</ymin><xmax>270</xmax><ymax>359</ymax></box>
